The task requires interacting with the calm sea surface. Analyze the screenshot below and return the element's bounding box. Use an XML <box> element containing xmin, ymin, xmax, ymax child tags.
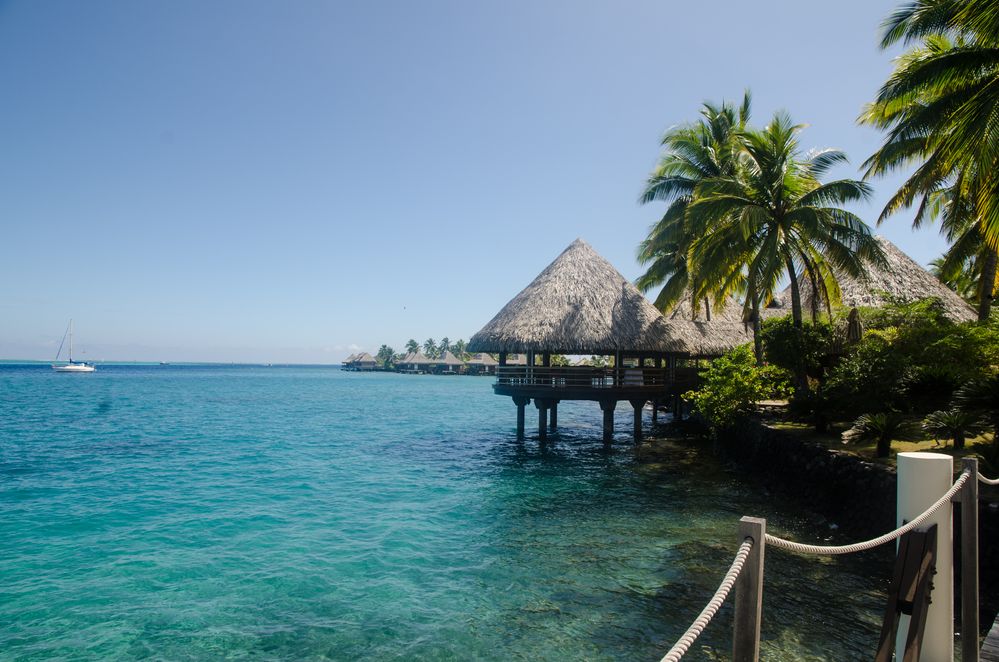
<box><xmin>0</xmin><ymin>365</ymin><xmax>892</xmax><ymax>660</ymax></box>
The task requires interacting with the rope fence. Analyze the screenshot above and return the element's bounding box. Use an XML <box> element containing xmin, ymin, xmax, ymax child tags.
<box><xmin>764</xmin><ymin>469</ymin><xmax>970</xmax><ymax>555</ymax></box>
<box><xmin>659</xmin><ymin>537</ymin><xmax>754</xmax><ymax>662</ymax></box>
<box><xmin>659</xmin><ymin>463</ymin><xmax>982</xmax><ymax>661</ymax></box>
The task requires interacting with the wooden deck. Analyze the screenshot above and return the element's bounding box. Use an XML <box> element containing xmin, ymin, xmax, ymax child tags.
<box><xmin>983</xmin><ymin>613</ymin><xmax>999</xmax><ymax>662</ymax></box>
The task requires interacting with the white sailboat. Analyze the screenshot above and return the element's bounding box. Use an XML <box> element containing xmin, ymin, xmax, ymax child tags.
<box><xmin>52</xmin><ymin>319</ymin><xmax>96</xmax><ymax>372</ymax></box>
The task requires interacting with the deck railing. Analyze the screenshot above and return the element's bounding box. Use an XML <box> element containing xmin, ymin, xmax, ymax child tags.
<box><xmin>495</xmin><ymin>366</ymin><xmax>670</xmax><ymax>388</ymax></box>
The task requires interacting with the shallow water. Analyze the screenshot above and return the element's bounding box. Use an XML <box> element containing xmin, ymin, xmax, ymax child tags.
<box><xmin>0</xmin><ymin>365</ymin><xmax>892</xmax><ymax>660</ymax></box>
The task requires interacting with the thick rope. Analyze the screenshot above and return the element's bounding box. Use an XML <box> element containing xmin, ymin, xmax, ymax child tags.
<box><xmin>980</xmin><ymin>472</ymin><xmax>999</xmax><ymax>486</ymax></box>
<box><xmin>659</xmin><ymin>538</ymin><xmax>754</xmax><ymax>662</ymax></box>
<box><xmin>765</xmin><ymin>469</ymin><xmax>971</xmax><ymax>555</ymax></box>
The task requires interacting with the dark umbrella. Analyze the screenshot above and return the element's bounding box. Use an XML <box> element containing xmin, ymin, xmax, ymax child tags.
<box><xmin>846</xmin><ymin>308</ymin><xmax>863</xmax><ymax>343</ymax></box>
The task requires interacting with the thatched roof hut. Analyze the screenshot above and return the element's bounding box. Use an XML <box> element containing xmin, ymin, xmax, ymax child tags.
<box><xmin>764</xmin><ymin>236</ymin><xmax>976</xmax><ymax>323</ymax></box>
<box><xmin>468</xmin><ymin>239</ymin><xmax>688</xmax><ymax>354</ymax></box>
<box><xmin>436</xmin><ymin>350</ymin><xmax>466</xmax><ymax>367</ymax></box>
<box><xmin>466</xmin><ymin>353</ymin><xmax>498</xmax><ymax>367</ymax></box>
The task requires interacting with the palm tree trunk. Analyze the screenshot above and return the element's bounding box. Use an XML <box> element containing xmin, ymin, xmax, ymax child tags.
<box><xmin>786</xmin><ymin>258</ymin><xmax>803</xmax><ymax>328</ymax></box>
<box><xmin>954</xmin><ymin>431</ymin><xmax>965</xmax><ymax>451</ymax></box>
<box><xmin>785</xmin><ymin>258</ymin><xmax>808</xmax><ymax>393</ymax></box>
<box><xmin>704</xmin><ymin>297</ymin><xmax>711</xmax><ymax>322</ymax></box>
<box><xmin>751</xmin><ymin>297</ymin><xmax>763</xmax><ymax>365</ymax></box>
<box><xmin>978</xmin><ymin>248</ymin><xmax>997</xmax><ymax>322</ymax></box>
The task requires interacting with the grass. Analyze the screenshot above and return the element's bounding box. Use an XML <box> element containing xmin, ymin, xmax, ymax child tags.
<box><xmin>768</xmin><ymin>420</ymin><xmax>996</xmax><ymax>467</ymax></box>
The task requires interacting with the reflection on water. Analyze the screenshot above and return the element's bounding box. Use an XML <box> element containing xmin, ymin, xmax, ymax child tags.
<box><xmin>0</xmin><ymin>366</ymin><xmax>891</xmax><ymax>660</ymax></box>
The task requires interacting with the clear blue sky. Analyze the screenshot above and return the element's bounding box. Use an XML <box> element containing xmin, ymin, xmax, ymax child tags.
<box><xmin>0</xmin><ymin>0</ymin><xmax>940</xmax><ymax>363</ymax></box>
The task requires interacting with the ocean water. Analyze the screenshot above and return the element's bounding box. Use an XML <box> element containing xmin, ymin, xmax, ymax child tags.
<box><xmin>0</xmin><ymin>365</ymin><xmax>892</xmax><ymax>661</ymax></box>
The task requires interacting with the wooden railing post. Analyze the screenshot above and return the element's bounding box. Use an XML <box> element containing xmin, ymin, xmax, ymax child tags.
<box><xmin>733</xmin><ymin>516</ymin><xmax>765</xmax><ymax>662</ymax></box>
<box><xmin>962</xmin><ymin>457</ymin><xmax>980</xmax><ymax>662</ymax></box>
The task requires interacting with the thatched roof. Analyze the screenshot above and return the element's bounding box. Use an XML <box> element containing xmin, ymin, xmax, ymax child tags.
<box><xmin>468</xmin><ymin>239</ymin><xmax>688</xmax><ymax>354</ymax></box>
<box><xmin>668</xmin><ymin>294</ymin><xmax>747</xmax><ymax>324</ymax></box>
<box><xmin>466</xmin><ymin>352</ymin><xmax>498</xmax><ymax>366</ymax></box>
<box><xmin>354</xmin><ymin>352</ymin><xmax>376</xmax><ymax>364</ymax></box>
<box><xmin>468</xmin><ymin>239</ymin><xmax>748</xmax><ymax>356</ymax></box>
<box><xmin>435</xmin><ymin>350</ymin><xmax>465</xmax><ymax>366</ymax></box>
<box><xmin>344</xmin><ymin>353</ymin><xmax>358</xmax><ymax>363</ymax></box>
<box><xmin>764</xmin><ymin>236</ymin><xmax>976</xmax><ymax>323</ymax></box>
<box><xmin>398</xmin><ymin>351</ymin><xmax>432</xmax><ymax>365</ymax></box>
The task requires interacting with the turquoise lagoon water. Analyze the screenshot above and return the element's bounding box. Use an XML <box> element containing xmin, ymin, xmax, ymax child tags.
<box><xmin>0</xmin><ymin>365</ymin><xmax>892</xmax><ymax>660</ymax></box>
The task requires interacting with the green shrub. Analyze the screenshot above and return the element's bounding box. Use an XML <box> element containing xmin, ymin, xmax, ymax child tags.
<box><xmin>922</xmin><ymin>409</ymin><xmax>983</xmax><ymax>450</ymax></box>
<box><xmin>761</xmin><ymin>316</ymin><xmax>834</xmax><ymax>382</ymax></box>
<box><xmin>683</xmin><ymin>346</ymin><xmax>791</xmax><ymax>430</ymax></box>
<box><xmin>843</xmin><ymin>412</ymin><xmax>919</xmax><ymax>458</ymax></box>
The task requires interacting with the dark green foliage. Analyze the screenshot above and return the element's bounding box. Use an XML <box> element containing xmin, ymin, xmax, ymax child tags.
<box><xmin>684</xmin><ymin>345</ymin><xmax>791</xmax><ymax>430</ymax></box>
<box><xmin>954</xmin><ymin>374</ymin><xmax>999</xmax><ymax>446</ymax></box>
<box><xmin>922</xmin><ymin>409</ymin><xmax>983</xmax><ymax>450</ymax></box>
<box><xmin>762</xmin><ymin>316</ymin><xmax>834</xmax><ymax>381</ymax></box>
<box><xmin>823</xmin><ymin>300</ymin><xmax>999</xmax><ymax>416</ymax></box>
<box><xmin>843</xmin><ymin>412</ymin><xmax>919</xmax><ymax>458</ymax></box>
<box><xmin>376</xmin><ymin>345</ymin><xmax>395</xmax><ymax>368</ymax></box>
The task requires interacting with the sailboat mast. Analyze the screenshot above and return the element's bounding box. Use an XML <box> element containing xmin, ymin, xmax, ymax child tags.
<box><xmin>69</xmin><ymin>319</ymin><xmax>73</xmax><ymax>363</ymax></box>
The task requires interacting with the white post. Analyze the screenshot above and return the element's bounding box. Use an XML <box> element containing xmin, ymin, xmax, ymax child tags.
<box><xmin>897</xmin><ymin>452</ymin><xmax>954</xmax><ymax>662</ymax></box>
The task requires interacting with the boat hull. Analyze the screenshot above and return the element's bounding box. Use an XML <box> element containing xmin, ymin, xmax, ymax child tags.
<box><xmin>52</xmin><ymin>363</ymin><xmax>96</xmax><ymax>373</ymax></box>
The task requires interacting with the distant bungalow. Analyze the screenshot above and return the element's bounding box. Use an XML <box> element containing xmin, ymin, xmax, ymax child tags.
<box><xmin>465</xmin><ymin>352</ymin><xmax>498</xmax><ymax>375</ymax></box>
<box><xmin>396</xmin><ymin>351</ymin><xmax>433</xmax><ymax>374</ymax></box>
<box><xmin>343</xmin><ymin>352</ymin><xmax>377</xmax><ymax>371</ymax></box>
<box><xmin>467</xmin><ymin>239</ymin><xmax>745</xmax><ymax>442</ymax></box>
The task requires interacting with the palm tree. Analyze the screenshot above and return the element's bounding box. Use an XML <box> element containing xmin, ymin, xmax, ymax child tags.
<box><xmin>376</xmin><ymin>345</ymin><xmax>395</xmax><ymax>370</ymax></box>
<box><xmin>923</xmin><ymin>408</ymin><xmax>983</xmax><ymax>449</ymax></box>
<box><xmin>438</xmin><ymin>337</ymin><xmax>450</xmax><ymax>356</ymax></box>
<box><xmin>637</xmin><ymin>93</ymin><xmax>752</xmax><ymax>318</ymax></box>
<box><xmin>931</xmin><ymin>256</ymin><xmax>979</xmax><ymax>302</ymax></box>
<box><xmin>406</xmin><ymin>339</ymin><xmax>420</xmax><ymax>355</ymax></box>
<box><xmin>689</xmin><ymin>112</ymin><xmax>885</xmax><ymax>378</ymax></box>
<box><xmin>452</xmin><ymin>339</ymin><xmax>467</xmax><ymax>359</ymax></box>
<box><xmin>423</xmin><ymin>338</ymin><xmax>437</xmax><ymax>359</ymax></box>
<box><xmin>862</xmin><ymin>15</ymin><xmax>999</xmax><ymax>319</ymax></box>
<box><xmin>954</xmin><ymin>374</ymin><xmax>999</xmax><ymax>446</ymax></box>
<box><xmin>843</xmin><ymin>411</ymin><xmax>918</xmax><ymax>458</ymax></box>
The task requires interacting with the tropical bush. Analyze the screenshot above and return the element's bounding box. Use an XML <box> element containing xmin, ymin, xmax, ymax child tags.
<box><xmin>954</xmin><ymin>374</ymin><xmax>999</xmax><ymax>447</ymax></box>
<box><xmin>684</xmin><ymin>345</ymin><xmax>791</xmax><ymax>430</ymax></box>
<box><xmin>843</xmin><ymin>412</ymin><xmax>918</xmax><ymax>458</ymax></box>
<box><xmin>761</xmin><ymin>316</ymin><xmax>834</xmax><ymax>384</ymax></box>
<box><xmin>922</xmin><ymin>409</ymin><xmax>983</xmax><ymax>450</ymax></box>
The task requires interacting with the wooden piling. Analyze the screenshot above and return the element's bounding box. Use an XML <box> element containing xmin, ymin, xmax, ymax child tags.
<box><xmin>631</xmin><ymin>400</ymin><xmax>644</xmax><ymax>442</ymax></box>
<box><xmin>513</xmin><ymin>397</ymin><xmax>529</xmax><ymax>440</ymax></box>
<box><xmin>962</xmin><ymin>457</ymin><xmax>980</xmax><ymax>662</ymax></box>
<box><xmin>600</xmin><ymin>400</ymin><xmax>615</xmax><ymax>443</ymax></box>
<box><xmin>549</xmin><ymin>401</ymin><xmax>558</xmax><ymax>432</ymax></box>
<box><xmin>733</xmin><ymin>516</ymin><xmax>765</xmax><ymax>662</ymax></box>
<box><xmin>536</xmin><ymin>399</ymin><xmax>548</xmax><ymax>441</ymax></box>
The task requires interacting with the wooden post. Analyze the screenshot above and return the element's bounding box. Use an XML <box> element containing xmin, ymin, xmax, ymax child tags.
<box><xmin>499</xmin><ymin>352</ymin><xmax>507</xmax><ymax>366</ymax></box>
<box><xmin>549</xmin><ymin>401</ymin><xmax>558</xmax><ymax>432</ymax></box>
<box><xmin>962</xmin><ymin>457</ymin><xmax>980</xmax><ymax>662</ymax></box>
<box><xmin>733</xmin><ymin>516</ymin><xmax>766</xmax><ymax>662</ymax></box>
<box><xmin>536</xmin><ymin>399</ymin><xmax>548</xmax><ymax>441</ymax></box>
<box><xmin>513</xmin><ymin>397</ymin><xmax>529</xmax><ymax>441</ymax></box>
<box><xmin>600</xmin><ymin>400</ymin><xmax>615</xmax><ymax>443</ymax></box>
<box><xmin>631</xmin><ymin>399</ymin><xmax>644</xmax><ymax>442</ymax></box>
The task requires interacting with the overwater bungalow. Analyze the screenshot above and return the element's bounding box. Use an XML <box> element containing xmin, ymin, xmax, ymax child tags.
<box><xmin>396</xmin><ymin>351</ymin><xmax>433</xmax><ymax>374</ymax></box>
<box><xmin>432</xmin><ymin>350</ymin><xmax>466</xmax><ymax>375</ymax></box>
<box><xmin>465</xmin><ymin>353</ymin><xmax>498</xmax><ymax>375</ymax></box>
<box><xmin>468</xmin><ymin>239</ymin><xmax>741</xmax><ymax>442</ymax></box>
<box><xmin>345</xmin><ymin>352</ymin><xmax>377</xmax><ymax>371</ymax></box>
<box><xmin>764</xmin><ymin>236</ymin><xmax>977</xmax><ymax>323</ymax></box>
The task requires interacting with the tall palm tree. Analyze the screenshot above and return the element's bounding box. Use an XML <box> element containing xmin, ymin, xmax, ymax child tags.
<box><xmin>863</xmin><ymin>11</ymin><xmax>999</xmax><ymax>319</ymax></box>
<box><xmin>689</xmin><ymin>112</ymin><xmax>885</xmax><ymax>379</ymax></box>
<box><xmin>438</xmin><ymin>337</ymin><xmax>450</xmax><ymax>356</ymax></box>
<box><xmin>406</xmin><ymin>339</ymin><xmax>420</xmax><ymax>355</ymax></box>
<box><xmin>423</xmin><ymin>338</ymin><xmax>437</xmax><ymax>359</ymax></box>
<box><xmin>452</xmin><ymin>339</ymin><xmax>467</xmax><ymax>359</ymax></box>
<box><xmin>637</xmin><ymin>93</ymin><xmax>752</xmax><ymax>318</ymax></box>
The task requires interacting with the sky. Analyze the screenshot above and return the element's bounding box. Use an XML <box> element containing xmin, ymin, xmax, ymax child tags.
<box><xmin>0</xmin><ymin>0</ymin><xmax>943</xmax><ymax>363</ymax></box>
